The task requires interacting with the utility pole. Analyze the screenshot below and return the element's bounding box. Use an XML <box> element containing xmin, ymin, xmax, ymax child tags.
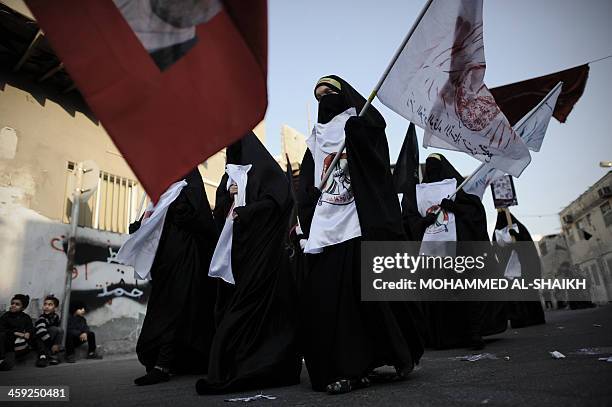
<box><xmin>60</xmin><ymin>161</ymin><xmax>99</xmax><ymax>347</ymax></box>
<box><xmin>60</xmin><ymin>162</ymin><xmax>83</xmax><ymax>345</ymax></box>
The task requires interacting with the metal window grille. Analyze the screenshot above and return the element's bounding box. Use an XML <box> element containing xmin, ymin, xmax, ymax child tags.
<box><xmin>63</xmin><ymin>162</ymin><xmax>148</xmax><ymax>233</ymax></box>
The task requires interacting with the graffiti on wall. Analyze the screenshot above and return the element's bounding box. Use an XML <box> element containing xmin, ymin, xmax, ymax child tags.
<box><xmin>52</xmin><ymin>235</ymin><xmax>151</xmax><ymax>313</ymax></box>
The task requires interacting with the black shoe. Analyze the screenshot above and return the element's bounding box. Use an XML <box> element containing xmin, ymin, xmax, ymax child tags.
<box><xmin>326</xmin><ymin>377</ymin><xmax>370</xmax><ymax>395</ymax></box>
<box><xmin>134</xmin><ymin>368</ymin><xmax>170</xmax><ymax>386</ymax></box>
<box><xmin>86</xmin><ymin>352</ymin><xmax>103</xmax><ymax>360</ymax></box>
<box><xmin>65</xmin><ymin>354</ymin><xmax>76</xmax><ymax>363</ymax></box>
<box><xmin>36</xmin><ymin>355</ymin><xmax>49</xmax><ymax>368</ymax></box>
<box><xmin>48</xmin><ymin>355</ymin><xmax>60</xmax><ymax>365</ymax></box>
<box><xmin>0</xmin><ymin>353</ymin><xmax>15</xmax><ymax>371</ymax></box>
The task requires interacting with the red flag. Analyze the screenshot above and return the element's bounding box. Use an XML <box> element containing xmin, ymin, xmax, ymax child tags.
<box><xmin>26</xmin><ymin>0</ymin><xmax>267</xmax><ymax>200</ymax></box>
<box><xmin>491</xmin><ymin>65</ymin><xmax>589</xmax><ymax>126</ymax></box>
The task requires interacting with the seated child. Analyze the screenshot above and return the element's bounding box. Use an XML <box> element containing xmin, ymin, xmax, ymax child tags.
<box><xmin>35</xmin><ymin>295</ymin><xmax>64</xmax><ymax>365</ymax></box>
<box><xmin>0</xmin><ymin>294</ymin><xmax>48</xmax><ymax>370</ymax></box>
<box><xmin>66</xmin><ymin>301</ymin><xmax>102</xmax><ymax>363</ymax></box>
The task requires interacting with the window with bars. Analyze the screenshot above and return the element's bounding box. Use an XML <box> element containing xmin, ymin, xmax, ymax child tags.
<box><xmin>63</xmin><ymin>162</ymin><xmax>148</xmax><ymax>234</ymax></box>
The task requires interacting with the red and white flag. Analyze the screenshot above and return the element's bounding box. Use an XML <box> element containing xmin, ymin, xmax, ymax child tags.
<box><xmin>377</xmin><ymin>0</ymin><xmax>531</xmax><ymax>177</ymax></box>
<box><xmin>26</xmin><ymin>0</ymin><xmax>267</xmax><ymax>200</ymax></box>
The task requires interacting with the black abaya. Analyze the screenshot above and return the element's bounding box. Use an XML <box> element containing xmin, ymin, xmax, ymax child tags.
<box><xmin>493</xmin><ymin>210</ymin><xmax>546</xmax><ymax>328</ymax></box>
<box><xmin>196</xmin><ymin>132</ymin><xmax>301</xmax><ymax>394</ymax></box>
<box><xmin>403</xmin><ymin>155</ymin><xmax>507</xmax><ymax>349</ymax></box>
<box><xmin>301</xmin><ymin>75</ymin><xmax>424</xmax><ymax>391</ymax></box>
<box><xmin>136</xmin><ymin>169</ymin><xmax>218</xmax><ymax>373</ymax></box>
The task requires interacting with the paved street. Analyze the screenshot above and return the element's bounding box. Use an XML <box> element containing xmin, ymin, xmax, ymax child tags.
<box><xmin>1</xmin><ymin>305</ymin><xmax>611</xmax><ymax>406</ymax></box>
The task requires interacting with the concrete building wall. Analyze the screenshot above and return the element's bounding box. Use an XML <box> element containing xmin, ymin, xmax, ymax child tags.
<box><xmin>559</xmin><ymin>171</ymin><xmax>612</xmax><ymax>302</ymax></box>
<box><xmin>0</xmin><ymin>84</ymin><xmax>138</xmax><ymax>221</ymax></box>
<box><xmin>538</xmin><ymin>234</ymin><xmax>571</xmax><ymax>279</ymax></box>
<box><xmin>277</xmin><ymin>124</ymin><xmax>307</xmax><ymax>171</ymax></box>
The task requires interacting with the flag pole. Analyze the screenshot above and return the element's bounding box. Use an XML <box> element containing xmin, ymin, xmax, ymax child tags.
<box><xmin>318</xmin><ymin>0</ymin><xmax>434</xmax><ymax>190</ymax></box>
<box><xmin>446</xmin><ymin>80</ymin><xmax>564</xmax><ymax>200</ymax></box>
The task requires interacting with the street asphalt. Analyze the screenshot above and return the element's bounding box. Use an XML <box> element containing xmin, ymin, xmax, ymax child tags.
<box><xmin>1</xmin><ymin>304</ymin><xmax>611</xmax><ymax>406</ymax></box>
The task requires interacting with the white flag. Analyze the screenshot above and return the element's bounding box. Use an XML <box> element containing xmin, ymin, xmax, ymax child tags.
<box><xmin>377</xmin><ymin>0</ymin><xmax>530</xmax><ymax>177</ymax></box>
<box><xmin>463</xmin><ymin>82</ymin><xmax>562</xmax><ymax>198</ymax></box>
<box><xmin>116</xmin><ymin>180</ymin><xmax>187</xmax><ymax>280</ymax></box>
<box><xmin>516</xmin><ymin>82</ymin><xmax>562</xmax><ymax>152</ymax></box>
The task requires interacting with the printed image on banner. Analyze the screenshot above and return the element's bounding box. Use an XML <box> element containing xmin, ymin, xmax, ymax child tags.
<box><xmin>113</xmin><ymin>0</ymin><xmax>222</xmax><ymax>70</ymax></box>
<box><xmin>491</xmin><ymin>175</ymin><xmax>518</xmax><ymax>208</ymax></box>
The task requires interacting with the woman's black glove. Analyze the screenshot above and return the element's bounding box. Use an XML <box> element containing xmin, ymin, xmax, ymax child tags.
<box><xmin>423</xmin><ymin>212</ymin><xmax>438</xmax><ymax>226</ymax></box>
<box><xmin>439</xmin><ymin>198</ymin><xmax>456</xmax><ymax>213</ymax></box>
<box><xmin>128</xmin><ymin>220</ymin><xmax>141</xmax><ymax>234</ymax></box>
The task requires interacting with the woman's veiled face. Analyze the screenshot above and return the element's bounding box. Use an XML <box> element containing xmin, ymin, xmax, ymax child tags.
<box><xmin>315</xmin><ymin>84</ymin><xmax>338</xmax><ymax>101</ymax></box>
<box><xmin>425</xmin><ymin>157</ymin><xmax>443</xmax><ymax>182</ymax></box>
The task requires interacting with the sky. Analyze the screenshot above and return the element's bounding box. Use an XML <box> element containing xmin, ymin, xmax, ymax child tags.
<box><xmin>262</xmin><ymin>0</ymin><xmax>612</xmax><ymax>239</ymax></box>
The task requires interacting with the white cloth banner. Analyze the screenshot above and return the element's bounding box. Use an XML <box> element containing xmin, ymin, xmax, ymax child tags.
<box><xmin>515</xmin><ymin>82</ymin><xmax>562</xmax><ymax>152</ymax></box>
<box><xmin>494</xmin><ymin>224</ymin><xmax>522</xmax><ymax>279</ymax></box>
<box><xmin>416</xmin><ymin>178</ymin><xmax>457</xmax><ymax>242</ymax></box>
<box><xmin>116</xmin><ymin>180</ymin><xmax>187</xmax><ymax>280</ymax></box>
<box><xmin>208</xmin><ymin>164</ymin><xmax>251</xmax><ymax>285</ymax></box>
<box><xmin>377</xmin><ymin>0</ymin><xmax>531</xmax><ymax>177</ymax></box>
<box><xmin>463</xmin><ymin>83</ymin><xmax>562</xmax><ymax>198</ymax></box>
<box><xmin>304</xmin><ymin>108</ymin><xmax>362</xmax><ymax>254</ymax></box>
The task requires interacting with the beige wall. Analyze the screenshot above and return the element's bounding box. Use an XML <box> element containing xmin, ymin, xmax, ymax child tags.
<box><xmin>277</xmin><ymin>124</ymin><xmax>307</xmax><ymax>171</ymax></box>
<box><xmin>0</xmin><ymin>80</ymin><xmax>270</xmax><ymax>216</ymax></box>
<box><xmin>0</xmin><ymin>83</ymin><xmax>137</xmax><ymax>221</ymax></box>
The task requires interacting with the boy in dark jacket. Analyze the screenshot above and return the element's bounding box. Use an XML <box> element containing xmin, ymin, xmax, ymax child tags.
<box><xmin>35</xmin><ymin>295</ymin><xmax>64</xmax><ymax>365</ymax></box>
<box><xmin>0</xmin><ymin>294</ymin><xmax>47</xmax><ymax>370</ymax></box>
<box><xmin>65</xmin><ymin>301</ymin><xmax>102</xmax><ymax>363</ymax></box>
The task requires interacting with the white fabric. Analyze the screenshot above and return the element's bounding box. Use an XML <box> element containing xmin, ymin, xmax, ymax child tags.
<box><xmin>304</xmin><ymin>108</ymin><xmax>362</xmax><ymax>254</ymax></box>
<box><xmin>116</xmin><ymin>180</ymin><xmax>187</xmax><ymax>280</ymax></box>
<box><xmin>503</xmin><ymin>250</ymin><xmax>522</xmax><ymax>279</ymax></box>
<box><xmin>208</xmin><ymin>164</ymin><xmax>251</xmax><ymax>284</ymax></box>
<box><xmin>515</xmin><ymin>83</ymin><xmax>562</xmax><ymax>152</ymax></box>
<box><xmin>462</xmin><ymin>83</ymin><xmax>562</xmax><ymax>199</ymax></box>
<box><xmin>494</xmin><ymin>224</ymin><xmax>519</xmax><ymax>247</ymax></box>
<box><xmin>377</xmin><ymin>0</ymin><xmax>530</xmax><ymax>177</ymax></box>
<box><xmin>494</xmin><ymin>224</ymin><xmax>522</xmax><ymax>280</ymax></box>
<box><xmin>113</xmin><ymin>0</ymin><xmax>222</xmax><ymax>52</ymax></box>
<box><xmin>416</xmin><ymin>179</ymin><xmax>457</xmax><ymax>257</ymax></box>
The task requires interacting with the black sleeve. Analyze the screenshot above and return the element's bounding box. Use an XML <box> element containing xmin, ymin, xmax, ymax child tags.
<box><xmin>128</xmin><ymin>218</ymin><xmax>142</xmax><ymax>234</ymax></box>
<box><xmin>296</xmin><ymin>149</ymin><xmax>319</xmax><ymax>239</ymax></box>
<box><xmin>233</xmin><ymin>198</ymin><xmax>277</xmax><ymax>226</ymax></box>
<box><xmin>401</xmin><ymin>194</ymin><xmax>434</xmax><ymax>240</ymax></box>
<box><xmin>24</xmin><ymin>315</ymin><xmax>35</xmax><ymax>335</ymax></box>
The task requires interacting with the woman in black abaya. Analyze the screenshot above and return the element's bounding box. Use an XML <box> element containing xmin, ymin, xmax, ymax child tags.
<box><xmin>402</xmin><ymin>154</ymin><xmax>507</xmax><ymax>350</ymax></box>
<box><xmin>196</xmin><ymin>132</ymin><xmax>301</xmax><ymax>394</ymax></box>
<box><xmin>493</xmin><ymin>210</ymin><xmax>546</xmax><ymax>328</ymax></box>
<box><xmin>299</xmin><ymin>75</ymin><xmax>424</xmax><ymax>394</ymax></box>
<box><xmin>134</xmin><ymin>169</ymin><xmax>218</xmax><ymax>385</ymax></box>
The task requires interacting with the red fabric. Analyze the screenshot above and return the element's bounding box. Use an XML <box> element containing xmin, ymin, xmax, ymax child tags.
<box><xmin>26</xmin><ymin>0</ymin><xmax>267</xmax><ymax>200</ymax></box>
<box><xmin>491</xmin><ymin>65</ymin><xmax>589</xmax><ymax>126</ymax></box>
